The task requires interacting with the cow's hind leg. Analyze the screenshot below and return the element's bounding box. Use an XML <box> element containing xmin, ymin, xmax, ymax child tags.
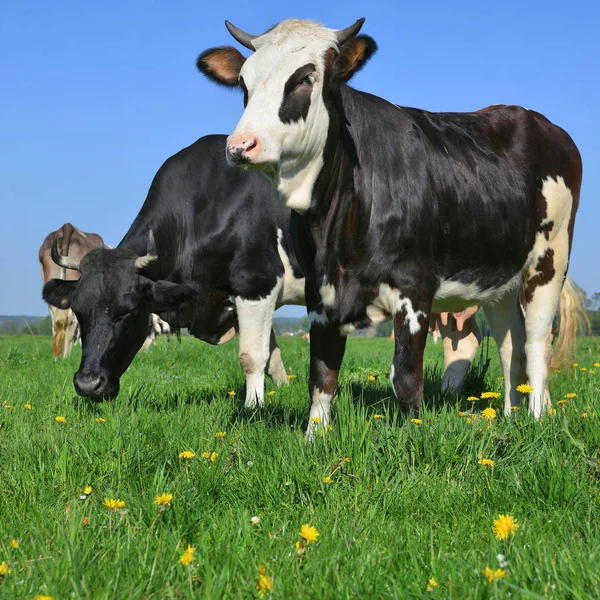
<box><xmin>235</xmin><ymin>280</ymin><xmax>282</xmax><ymax>409</ymax></box>
<box><xmin>439</xmin><ymin>315</ymin><xmax>482</xmax><ymax>392</ymax></box>
<box><xmin>483</xmin><ymin>290</ymin><xmax>527</xmax><ymax>415</ymax></box>
<box><xmin>266</xmin><ymin>329</ymin><xmax>288</xmax><ymax>387</ymax></box>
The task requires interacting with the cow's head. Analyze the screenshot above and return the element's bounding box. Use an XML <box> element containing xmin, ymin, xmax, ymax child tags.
<box><xmin>197</xmin><ymin>18</ymin><xmax>376</xmax><ymax>211</ymax></box>
<box><xmin>42</xmin><ymin>233</ymin><xmax>198</xmax><ymax>400</ymax></box>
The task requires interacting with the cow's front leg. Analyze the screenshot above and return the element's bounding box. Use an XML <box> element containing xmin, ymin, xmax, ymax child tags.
<box><xmin>306</xmin><ymin>310</ymin><xmax>347</xmax><ymax>439</ymax></box>
<box><xmin>390</xmin><ymin>296</ymin><xmax>431</xmax><ymax>416</ymax></box>
<box><xmin>235</xmin><ymin>281</ymin><xmax>282</xmax><ymax>409</ymax></box>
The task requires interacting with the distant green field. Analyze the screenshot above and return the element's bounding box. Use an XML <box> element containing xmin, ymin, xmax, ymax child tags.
<box><xmin>0</xmin><ymin>334</ymin><xmax>599</xmax><ymax>599</ymax></box>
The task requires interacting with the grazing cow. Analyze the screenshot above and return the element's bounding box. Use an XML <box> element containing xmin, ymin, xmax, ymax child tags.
<box><xmin>39</xmin><ymin>223</ymin><xmax>104</xmax><ymax>358</ymax></box>
<box><xmin>42</xmin><ymin>135</ymin><xmax>304</xmax><ymax>404</ymax></box>
<box><xmin>197</xmin><ymin>18</ymin><xmax>582</xmax><ymax>434</ymax></box>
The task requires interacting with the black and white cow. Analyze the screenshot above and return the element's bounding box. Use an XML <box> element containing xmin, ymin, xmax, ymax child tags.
<box><xmin>42</xmin><ymin>135</ymin><xmax>304</xmax><ymax>404</ymax></box>
<box><xmin>197</xmin><ymin>18</ymin><xmax>582</xmax><ymax>434</ymax></box>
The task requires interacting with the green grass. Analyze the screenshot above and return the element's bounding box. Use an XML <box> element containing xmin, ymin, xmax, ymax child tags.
<box><xmin>0</xmin><ymin>334</ymin><xmax>599</xmax><ymax>599</ymax></box>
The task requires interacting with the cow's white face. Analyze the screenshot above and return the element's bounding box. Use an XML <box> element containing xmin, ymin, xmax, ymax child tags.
<box><xmin>197</xmin><ymin>19</ymin><xmax>377</xmax><ymax>212</ymax></box>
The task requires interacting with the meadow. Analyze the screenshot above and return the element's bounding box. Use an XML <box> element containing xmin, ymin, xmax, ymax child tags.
<box><xmin>0</xmin><ymin>333</ymin><xmax>599</xmax><ymax>599</ymax></box>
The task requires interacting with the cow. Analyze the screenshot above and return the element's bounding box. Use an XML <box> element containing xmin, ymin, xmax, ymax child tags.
<box><xmin>197</xmin><ymin>18</ymin><xmax>582</xmax><ymax>436</ymax></box>
<box><xmin>42</xmin><ymin>135</ymin><xmax>305</xmax><ymax>404</ymax></box>
<box><xmin>39</xmin><ymin>223</ymin><xmax>104</xmax><ymax>358</ymax></box>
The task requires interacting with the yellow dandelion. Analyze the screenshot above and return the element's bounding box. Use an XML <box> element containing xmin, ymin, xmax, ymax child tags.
<box><xmin>557</xmin><ymin>399</ymin><xmax>568</xmax><ymax>405</ymax></box>
<box><xmin>590</xmin><ymin>370</ymin><xmax>596</xmax><ymax>374</ymax></box>
<box><xmin>482</xmin><ymin>407</ymin><xmax>497</xmax><ymax>420</ymax></box>
<box><xmin>482</xmin><ymin>567</ymin><xmax>506</xmax><ymax>582</ymax></box>
<box><xmin>481</xmin><ymin>392</ymin><xmax>501</xmax><ymax>399</ymax></box>
<box><xmin>478</xmin><ymin>459</ymin><xmax>494</xmax><ymax>467</ymax></box>
<box><xmin>267</xmin><ymin>391</ymin><xmax>275</xmax><ymax>397</ymax></box>
<box><xmin>287</xmin><ymin>374</ymin><xmax>296</xmax><ymax>380</ymax></box>
<box><xmin>3</xmin><ymin>404</ymin><xmax>14</xmax><ymax>409</ymax></box>
<box><xmin>180</xmin><ymin>544</ymin><xmax>195</xmax><ymax>566</ymax></box>
<box><xmin>426</xmin><ymin>577</ymin><xmax>439</xmax><ymax>592</ymax></box>
<box><xmin>580</xmin><ymin>368</ymin><xmax>587</xmax><ymax>372</ymax></box>
<box><xmin>0</xmin><ymin>561</ymin><xmax>11</xmax><ymax>576</ymax></box>
<box><xmin>593</xmin><ymin>362</ymin><xmax>600</xmax><ymax>368</ymax></box>
<box><xmin>516</xmin><ymin>384</ymin><xmax>533</xmax><ymax>394</ymax></box>
<box><xmin>458</xmin><ymin>411</ymin><xmax>465</xmax><ymax>417</ymax></box>
<box><xmin>299</xmin><ymin>524</ymin><xmax>320</xmax><ymax>543</ymax></box>
<box><xmin>566</xmin><ymin>393</ymin><xmax>576</xmax><ymax>398</ymax></box>
<box><xmin>202</xmin><ymin>451</ymin><xmax>218</xmax><ymax>462</ymax></box>
<box><xmin>256</xmin><ymin>565</ymin><xmax>272</xmax><ymax>596</ymax></box>
<box><xmin>343</xmin><ymin>457</ymin><xmax>351</xmax><ymax>463</ymax></box>
<box><xmin>228</xmin><ymin>390</ymin><xmax>236</xmax><ymax>397</ymax></box>
<box><xmin>466</xmin><ymin>417</ymin><xmax>474</xmax><ymax>424</ymax></box>
<box><xmin>103</xmin><ymin>498</ymin><xmax>126</xmax><ymax>510</ymax></box>
<box><xmin>311</xmin><ymin>416</ymin><xmax>321</xmax><ymax>424</ymax></box>
<box><xmin>325</xmin><ymin>424</ymin><xmax>333</xmax><ymax>431</ymax></box>
<box><xmin>178</xmin><ymin>451</ymin><xmax>195</xmax><ymax>459</ymax></box>
<box><xmin>572</xmin><ymin>363</ymin><xmax>579</xmax><ymax>367</ymax></box>
<box><xmin>553</xmin><ymin>369</ymin><xmax>561</xmax><ymax>373</ymax></box>
<box><xmin>215</xmin><ymin>431</ymin><xmax>227</xmax><ymax>439</ymax></box>
<box><xmin>410</xmin><ymin>418</ymin><xmax>422</xmax><ymax>425</ymax></box>
<box><xmin>549</xmin><ymin>408</ymin><xmax>557</xmax><ymax>416</ymax></box>
<box><xmin>373</xmin><ymin>414</ymin><xmax>385</xmax><ymax>420</ymax></box>
<box><xmin>581</xmin><ymin>413</ymin><xmax>588</xmax><ymax>419</ymax></box>
<box><xmin>82</xmin><ymin>517</ymin><xmax>90</xmax><ymax>526</ymax></box>
<box><xmin>493</xmin><ymin>514</ymin><xmax>519</xmax><ymax>540</ymax></box>
<box><xmin>511</xmin><ymin>406</ymin><xmax>520</xmax><ymax>412</ymax></box>
<box><xmin>295</xmin><ymin>540</ymin><xmax>305</xmax><ymax>554</ymax></box>
<box><xmin>33</xmin><ymin>596</ymin><xmax>54</xmax><ymax>600</ymax></box>
<box><xmin>367</xmin><ymin>375</ymin><xmax>376</xmax><ymax>381</ymax></box>
<box><xmin>24</xmin><ymin>404</ymin><xmax>32</xmax><ymax>410</ymax></box>
<box><xmin>154</xmin><ymin>493</ymin><xmax>173</xmax><ymax>506</ymax></box>
<box><xmin>55</xmin><ymin>416</ymin><xmax>66</xmax><ymax>423</ymax></box>
<box><xmin>467</xmin><ymin>396</ymin><xmax>479</xmax><ymax>402</ymax></box>
<box><xmin>323</xmin><ymin>476</ymin><xmax>332</xmax><ymax>484</ymax></box>
<box><xmin>10</xmin><ymin>539</ymin><xmax>18</xmax><ymax>549</ymax></box>
<box><xmin>84</xmin><ymin>486</ymin><xmax>92</xmax><ymax>495</ymax></box>
<box><xmin>95</xmin><ymin>417</ymin><xmax>106</xmax><ymax>423</ymax></box>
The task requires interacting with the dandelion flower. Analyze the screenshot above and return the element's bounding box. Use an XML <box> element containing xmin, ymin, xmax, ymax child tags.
<box><xmin>95</xmin><ymin>417</ymin><xmax>105</xmax><ymax>423</ymax></box>
<box><xmin>466</xmin><ymin>417</ymin><xmax>474</xmax><ymax>424</ymax></box>
<box><xmin>373</xmin><ymin>414</ymin><xmax>385</xmax><ymax>420</ymax></box>
<box><xmin>178</xmin><ymin>451</ymin><xmax>195</xmax><ymax>459</ymax></box>
<box><xmin>481</xmin><ymin>392</ymin><xmax>501</xmax><ymax>399</ymax></box>
<box><xmin>511</xmin><ymin>406</ymin><xmax>520</xmax><ymax>412</ymax></box>
<box><xmin>180</xmin><ymin>544</ymin><xmax>195</xmax><ymax>566</ymax></box>
<box><xmin>82</xmin><ymin>518</ymin><xmax>90</xmax><ymax>526</ymax></box>
<box><xmin>55</xmin><ymin>416</ymin><xmax>66</xmax><ymax>424</ymax></box>
<box><xmin>228</xmin><ymin>390</ymin><xmax>236</xmax><ymax>397</ymax></box>
<box><xmin>482</xmin><ymin>407</ymin><xmax>497</xmax><ymax>420</ymax></box>
<box><xmin>426</xmin><ymin>578</ymin><xmax>439</xmax><ymax>592</ymax></box>
<box><xmin>478</xmin><ymin>459</ymin><xmax>494</xmax><ymax>467</ymax></box>
<box><xmin>549</xmin><ymin>408</ymin><xmax>557</xmax><ymax>416</ymax></box>
<box><xmin>557</xmin><ymin>399</ymin><xmax>568</xmax><ymax>405</ymax></box>
<box><xmin>215</xmin><ymin>431</ymin><xmax>226</xmax><ymax>439</ymax></box>
<box><xmin>323</xmin><ymin>476</ymin><xmax>332</xmax><ymax>484</ymax></box>
<box><xmin>33</xmin><ymin>596</ymin><xmax>54</xmax><ymax>600</ymax></box>
<box><xmin>295</xmin><ymin>540</ymin><xmax>306</xmax><ymax>554</ymax></box>
<box><xmin>343</xmin><ymin>457</ymin><xmax>351</xmax><ymax>463</ymax></box>
<box><xmin>202</xmin><ymin>451</ymin><xmax>218</xmax><ymax>462</ymax></box>
<box><xmin>103</xmin><ymin>498</ymin><xmax>126</xmax><ymax>510</ymax></box>
<box><xmin>154</xmin><ymin>493</ymin><xmax>173</xmax><ymax>506</ymax></box>
<box><xmin>581</xmin><ymin>413</ymin><xmax>588</xmax><ymax>419</ymax></box>
<box><xmin>410</xmin><ymin>418</ymin><xmax>422</xmax><ymax>425</ymax></box>
<box><xmin>0</xmin><ymin>562</ymin><xmax>11</xmax><ymax>576</ymax></box>
<box><xmin>325</xmin><ymin>424</ymin><xmax>333</xmax><ymax>432</ymax></box>
<box><xmin>10</xmin><ymin>539</ymin><xmax>18</xmax><ymax>549</ymax></box>
<box><xmin>580</xmin><ymin>368</ymin><xmax>587</xmax><ymax>372</ymax></box>
<box><xmin>566</xmin><ymin>393</ymin><xmax>576</xmax><ymax>399</ymax></box>
<box><xmin>311</xmin><ymin>416</ymin><xmax>321</xmax><ymax>424</ymax></box>
<box><xmin>24</xmin><ymin>404</ymin><xmax>32</xmax><ymax>410</ymax></box>
<box><xmin>367</xmin><ymin>375</ymin><xmax>376</xmax><ymax>381</ymax></box>
<box><xmin>256</xmin><ymin>565</ymin><xmax>272</xmax><ymax>597</ymax></box>
<box><xmin>299</xmin><ymin>524</ymin><xmax>319</xmax><ymax>543</ymax></box>
<box><xmin>482</xmin><ymin>567</ymin><xmax>506</xmax><ymax>582</ymax></box>
<box><xmin>267</xmin><ymin>391</ymin><xmax>275</xmax><ymax>397</ymax></box>
<box><xmin>251</xmin><ymin>516</ymin><xmax>261</xmax><ymax>525</ymax></box>
<box><xmin>493</xmin><ymin>514</ymin><xmax>519</xmax><ymax>540</ymax></box>
<box><xmin>287</xmin><ymin>374</ymin><xmax>296</xmax><ymax>380</ymax></box>
<box><xmin>516</xmin><ymin>384</ymin><xmax>533</xmax><ymax>394</ymax></box>
<box><xmin>467</xmin><ymin>396</ymin><xmax>479</xmax><ymax>402</ymax></box>
<box><xmin>84</xmin><ymin>486</ymin><xmax>92</xmax><ymax>495</ymax></box>
<box><xmin>594</xmin><ymin>362</ymin><xmax>600</xmax><ymax>368</ymax></box>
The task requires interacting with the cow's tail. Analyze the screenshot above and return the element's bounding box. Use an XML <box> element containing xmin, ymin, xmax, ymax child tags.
<box><xmin>52</xmin><ymin>310</ymin><xmax>69</xmax><ymax>359</ymax></box>
<box><xmin>59</xmin><ymin>223</ymin><xmax>75</xmax><ymax>280</ymax></box>
<box><xmin>552</xmin><ymin>276</ymin><xmax>590</xmax><ymax>367</ymax></box>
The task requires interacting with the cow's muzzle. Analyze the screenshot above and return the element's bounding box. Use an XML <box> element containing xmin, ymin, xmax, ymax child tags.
<box><xmin>226</xmin><ymin>134</ymin><xmax>261</xmax><ymax>166</ymax></box>
<box><xmin>74</xmin><ymin>370</ymin><xmax>119</xmax><ymax>401</ymax></box>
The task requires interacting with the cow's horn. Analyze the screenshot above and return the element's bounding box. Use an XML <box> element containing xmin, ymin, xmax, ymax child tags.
<box><xmin>335</xmin><ymin>18</ymin><xmax>365</xmax><ymax>45</ymax></box>
<box><xmin>51</xmin><ymin>235</ymin><xmax>81</xmax><ymax>271</ymax></box>
<box><xmin>134</xmin><ymin>230</ymin><xmax>158</xmax><ymax>270</ymax></box>
<box><xmin>225</xmin><ymin>20</ymin><xmax>258</xmax><ymax>51</ymax></box>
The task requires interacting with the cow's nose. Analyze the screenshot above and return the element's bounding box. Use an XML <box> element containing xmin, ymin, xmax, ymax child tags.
<box><xmin>226</xmin><ymin>134</ymin><xmax>261</xmax><ymax>164</ymax></box>
<box><xmin>74</xmin><ymin>371</ymin><xmax>113</xmax><ymax>400</ymax></box>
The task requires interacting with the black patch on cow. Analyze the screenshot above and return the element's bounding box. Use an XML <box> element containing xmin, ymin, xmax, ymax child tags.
<box><xmin>240</xmin><ymin>76</ymin><xmax>249</xmax><ymax>108</ymax></box>
<box><xmin>525</xmin><ymin>249</ymin><xmax>555</xmax><ymax>303</ymax></box>
<box><xmin>278</xmin><ymin>63</ymin><xmax>315</xmax><ymax>124</ymax></box>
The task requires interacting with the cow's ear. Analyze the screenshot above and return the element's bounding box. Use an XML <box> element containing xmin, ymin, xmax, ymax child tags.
<box><xmin>149</xmin><ymin>281</ymin><xmax>198</xmax><ymax>312</ymax></box>
<box><xmin>333</xmin><ymin>35</ymin><xmax>377</xmax><ymax>84</ymax></box>
<box><xmin>196</xmin><ymin>46</ymin><xmax>246</xmax><ymax>87</ymax></box>
<box><xmin>43</xmin><ymin>279</ymin><xmax>77</xmax><ymax>309</ymax></box>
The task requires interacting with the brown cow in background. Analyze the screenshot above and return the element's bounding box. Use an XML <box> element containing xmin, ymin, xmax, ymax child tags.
<box><xmin>39</xmin><ymin>223</ymin><xmax>104</xmax><ymax>358</ymax></box>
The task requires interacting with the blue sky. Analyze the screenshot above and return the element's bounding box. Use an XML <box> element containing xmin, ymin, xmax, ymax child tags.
<box><xmin>1</xmin><ymin>0</ymin><xmax>598</xmax><ymax>318</ymax></box>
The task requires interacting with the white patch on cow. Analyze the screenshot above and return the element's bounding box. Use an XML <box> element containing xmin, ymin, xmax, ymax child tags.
<box><xmin>235</xmin><ymin>277</ymin><xmax>283</xmax><ymax>409</ymax></box>
<box><xmin>433</xmin><ymin>275</ymin><xmax>521</xmax><ymax>314</ymax></box>
<box><xmin>366</xmin><ymin>284</ymin><xmax>425</xmax><ymax>334</ymax></box>
<box><xmin>306</xmin><ymin>389</ymin><xmax>333</xmax><ymax>440</ymax></box>
<box><xmin>308</xmin><ymin>310</ymin><xmax>328</xmax><ymax>327</ymax></box>
<box><xmin>389</xmin><ymin>363</ymin><xmax>396</xmax><ymax>398</ymax></box>
<box><xmin>339</xmin><ymin>323</ymin><xmax>356</xmax><ymax>335</ymax></box>
<box><xmin>276</xmin><ymin>228</ymin><xmax>305</xmax><ymax>305</ymax></box>
<box><xmin>319</xmin><ymin>281</ymin><xmax>336</xmax><ymax>307</ymax></box>
<box><xmin>231</xmin><ymin>21</ymin><xmax>337</xmax><ymax>212</ymax></box>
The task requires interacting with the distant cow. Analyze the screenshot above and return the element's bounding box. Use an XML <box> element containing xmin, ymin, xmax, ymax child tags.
<box><xmin>42</xmin><ymin>135</ymin><xmax>304</xmax><ymax>404</ymax></box>
<box><xmin>39</xmin><ymin>223</ymin><xmax>104</xmax><ymax>358</ymax></box>
<box><xmin>198</xmin><ymin>17</ymin><xmax>582</xmax><ymax>435</ymax></box>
